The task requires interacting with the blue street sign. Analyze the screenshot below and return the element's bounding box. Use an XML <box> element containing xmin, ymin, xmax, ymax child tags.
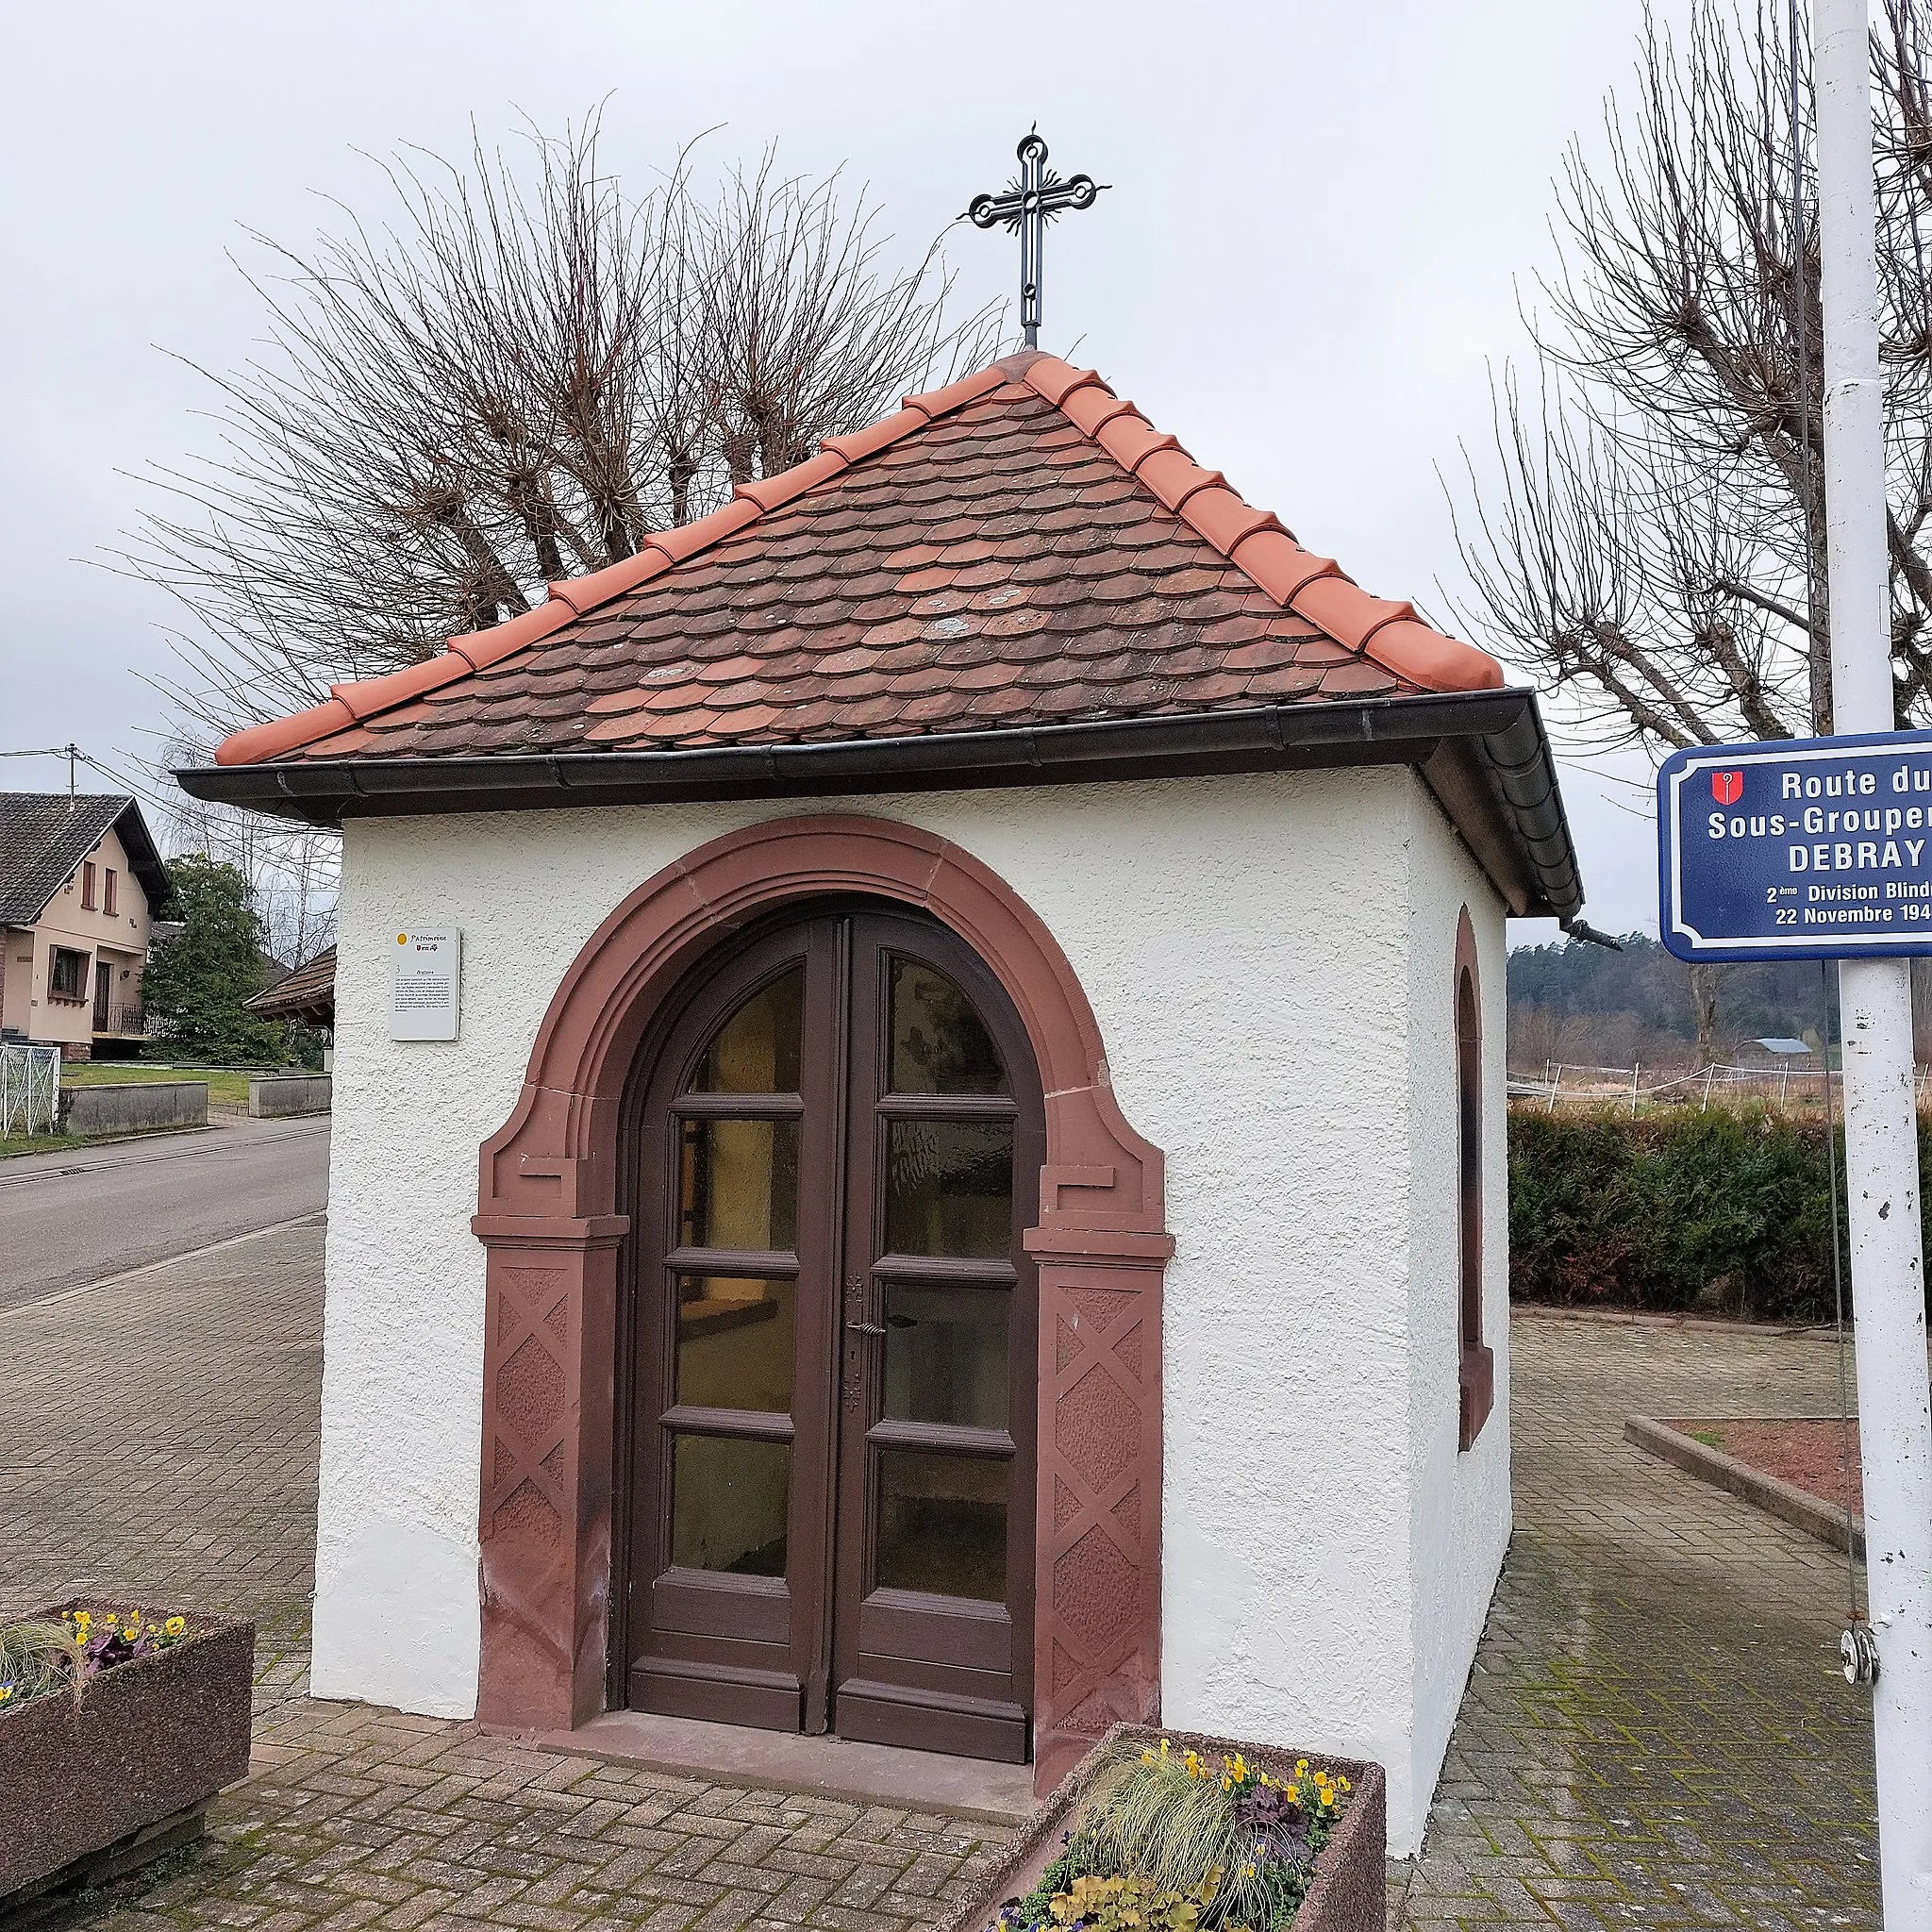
<box><xmin>1658</xmin><ymin>728</ymin><xmax>1932</xmax><ymax>960</ymax></box>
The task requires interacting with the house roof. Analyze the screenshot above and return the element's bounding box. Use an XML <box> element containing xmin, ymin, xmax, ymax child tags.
<box><xmin>0</xmin><ymin>793</ymin><xmax>170</xmax><ymax>926</ymax></box>
<box><xmin>181</xmin><ymin>352</ymin><xmax>1586</xmax><ymax>923</ymax></box>
<box><xmin>244</xmin><ymin>943</ymin><xmax>335</xmax><ymax>1024</ymax></box>
<box><xmin>211</xmin><ymin>353</ymin><xmax>1504</xmax><ymax>770</ymax></box>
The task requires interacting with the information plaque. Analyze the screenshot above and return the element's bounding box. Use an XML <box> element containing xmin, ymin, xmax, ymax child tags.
<box><xmin>1658</xmin><ymin>729</ymin><xmax>1932</xmax><ymax>961</ymax></box>
<box><xmin>390</xmin><ymin>927</ymin><xmax>461</xmax><ymax>1041</ymax></box>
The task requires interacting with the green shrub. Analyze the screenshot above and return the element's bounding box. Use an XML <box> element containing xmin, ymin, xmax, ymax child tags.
<box><xmin>1507</xmin><ymin>1107</ymin><xmax>1927</xmax><ymax>1322</ymax></box>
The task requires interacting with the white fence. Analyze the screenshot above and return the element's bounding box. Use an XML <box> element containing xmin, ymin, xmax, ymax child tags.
<box><xmin>0</xmin><ymin>1041</ymin><xmax>61</xmax><ymax>1137</ymax></box>
<box><xmin>1507</xmin><ymin>1058</ymin><xmax>1932</xmax><ymax>1112</ymax></box>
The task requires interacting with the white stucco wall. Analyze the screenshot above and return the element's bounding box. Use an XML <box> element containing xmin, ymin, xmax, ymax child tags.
<box><xmin>312</xmin><ymin>771</ymin><xmax>1509</xmax><ymax>1846</ymax></box>
<box><xmin>1402</xmin><ymin>800</ymin><xmax>1514</xmax><ymax>1843</ymax></box>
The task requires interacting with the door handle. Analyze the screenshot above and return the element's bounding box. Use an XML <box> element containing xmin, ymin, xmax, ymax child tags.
<box><xmin>846</xmin><ymin>1322</ymin><xmax>887</xmax><ymax>1337</ymax></box>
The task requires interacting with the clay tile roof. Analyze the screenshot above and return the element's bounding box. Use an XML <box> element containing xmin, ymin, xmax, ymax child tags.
<box><xmin>243</xmin><ymin>942</ymin><xmax>336</xmax><ymax>1024</ymax></box>
<box><xmin>0</xmin><ymin>793</ymin><xmax>171</xmax><ymax>925</ymax></box>
<box><xmin>213</xmin><ymin>353</ymin><xmax>1502</xmax><ymax>771</ymax></box>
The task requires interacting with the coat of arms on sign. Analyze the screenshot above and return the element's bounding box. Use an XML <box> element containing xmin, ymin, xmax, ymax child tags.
<box><xmin>1710</xmin><ymin>771</ymin><xmax>1744</xmax><ymax>806</ymax></box>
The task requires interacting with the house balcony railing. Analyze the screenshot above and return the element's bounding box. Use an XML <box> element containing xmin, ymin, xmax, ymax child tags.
<box><xmin>93</xmin><ymin>1004</ymin><xmax>147</xmax><ymax>1038</ymax></box>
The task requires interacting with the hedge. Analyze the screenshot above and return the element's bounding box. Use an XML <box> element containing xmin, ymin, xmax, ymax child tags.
<box><xmin>1508</xmin><ymin>1108</ymin><xmax>1932</xmax><ymax>1323</ymax></box>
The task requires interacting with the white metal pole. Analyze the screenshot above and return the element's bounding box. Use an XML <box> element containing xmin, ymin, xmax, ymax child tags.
<box><xmin>1814</xmin><ymin>2</ymin><xmax>1932</xmax><ymax>1920</ymax></box>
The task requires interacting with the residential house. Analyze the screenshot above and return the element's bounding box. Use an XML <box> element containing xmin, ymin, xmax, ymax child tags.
<box><xmin>0</xmin><ymin>793</ymin><xmax>172</xmax><ymax>1059</ymax></box>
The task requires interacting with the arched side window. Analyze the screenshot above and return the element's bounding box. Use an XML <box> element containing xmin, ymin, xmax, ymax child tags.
<box><xmin>1456</xmin><ymin>908</ymin><xmax>1494</xmax><ymax>1450</ymax></box>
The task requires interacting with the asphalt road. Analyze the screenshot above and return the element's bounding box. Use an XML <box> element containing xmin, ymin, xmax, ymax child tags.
<box><xmin>0</xmin><ymin>1115</ymin><xmax>330</xmax><ymax>1313</ymax></box>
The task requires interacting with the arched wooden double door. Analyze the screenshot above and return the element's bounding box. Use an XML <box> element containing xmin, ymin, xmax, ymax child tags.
<box><xmin>617</xmin><ymin>905</ymin><xmax>1043</xmax><ymax>1761</ymax></box>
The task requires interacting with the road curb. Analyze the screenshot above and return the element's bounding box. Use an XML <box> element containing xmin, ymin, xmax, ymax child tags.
<box><xmin>1624</xmin><ymin>1413</ymin><xmax>1865</xmax><ymax>1558</ymax></box>
<box><xmin>1514</xmin><ymin>1302</ymin><xmax>1818</xmax><ymax>1338</ymax></box>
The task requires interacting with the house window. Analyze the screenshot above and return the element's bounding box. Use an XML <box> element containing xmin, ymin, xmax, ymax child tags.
<box><xmin>1455</xmin><ymin>908</ymin><xmax>1494</xmax><ymax>1450</ymax></box>
<box><xmin>48</xmin><ymin>946</ymin><xmax>91</xmax><ymax>1004</ymax></box>
<box><xmin>104</xmin><ymin>868</ymin><xmax>118</xmax><ymax>916</ymax></box>
<box><xmin>81</xmin><ymin>861</ymin><xmax>96</xmax><ymax>909</ymax></box>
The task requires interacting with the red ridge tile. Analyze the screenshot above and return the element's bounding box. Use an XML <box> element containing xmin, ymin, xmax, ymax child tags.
<box><xmin>449</xmin><ymin>601</ymin><xmax>577</xmax><ymax>671</ymax></box>
<box><xmin>1136</xmin><ymin>448</ymin><xmax>1219</xmax><ymax>512</ymax></box>
<box><xmin>1179</xmin><ymin>490</ymin><xmax>1284</xmax><ymax>558</ymax></box>
<box><xmin>820</xmin><ymin>408</ymin><xmax>929</xmax><ymax>463</ymax></box>
<box><xmin>649</xmin><ymin>498</ymin><xmax>763</xmax><ymax>565</ymax></box>
<box><xmin>1289</xmin><ymin>578</ymin><xmax>1408</xmax><ymax>654</ymax></box>
<box><xmin>1018</xmin><ymin>357</ymin><xmax>1105</xmax><ymax>408</ymax></box>
<box><xmin>900</xmin><ymin>365</ymin><xmax>1008</xmax><ymax>421</ymax></box>
<box><xmin>1228</xmin><ymin>530</ymin><xmax>1333</xmax><ymax>603</ymax></box>
<box><xmin>328</xmin><ymin>654</ymin><xmax>471</xmax><ymax>721</ymax></box>
<box><xmin>734</xmin><ymin>451</ymin><xmax>850</xmax><ymax>512</ymax></box>
<box><xmin>1357</xmin><ymin>618</ymin><xmax>1506</xmax><ymax>692</ymax></box>
<box><xmin>1094</xmin><ymin>419</ymin><xmax>1184</xmax><ymax>477</ymax></box>
<box><xmin>215</xmin><ymin>697</ymin><xmax>358</xmax><ymax>765</ymax></box>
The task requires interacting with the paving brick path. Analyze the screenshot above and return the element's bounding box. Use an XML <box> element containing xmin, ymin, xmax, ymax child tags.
<box><xmin>0</xmin><ymin>1228</ymin><xmax>1003</xmax><ymax>1931</ymax></box>
<box><xmin>1395</xmin><ymin>1314</ymin><xmax>1884</xmax><ymax>1931</ymax></box>
<box><xmin>0</xmin><ymin>1232</ymin><xmax>1893</xmax><ymax>1929</ymax></box>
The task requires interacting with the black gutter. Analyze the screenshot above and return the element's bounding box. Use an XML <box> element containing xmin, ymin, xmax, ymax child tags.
<box><xmin>176</xmin><ymin>686</ymin><xmax>1586</xmax><ymax>922</ymax></box>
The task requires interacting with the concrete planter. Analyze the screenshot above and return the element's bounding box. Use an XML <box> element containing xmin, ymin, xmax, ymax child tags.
<box><xmin>937</xmin><ymin>1724</ymin><xmax>1385</xmax><ymax>1932</ymax></box>
<box><xmin>0</xmin><ymin>1603</ymin><xmax>255</xmax><ymax>1909</ymax></box>
<box><xmin>58</xmin><ymin>1081</ymin><xmax>207</xmax><ymax>1136</ymax></box>
<box><xmin>247</xmin><ymin>1074</ymin><xmax>331</xmax><ymax>1118</ymax></box>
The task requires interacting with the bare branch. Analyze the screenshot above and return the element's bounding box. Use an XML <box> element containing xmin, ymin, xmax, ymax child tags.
<box><xmin>1445</xmin><ymin>0</ymin><xmax>1932</xmax><ymax>752</ymax></box>
<box><xmin>109</xmin><ymin>116</ymin><xmax>999</xmax><ymax>745</ymax></box>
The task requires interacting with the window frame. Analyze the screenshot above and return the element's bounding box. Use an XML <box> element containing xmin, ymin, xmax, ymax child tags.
<box><xmin>80</xmin><ymin>860</ymin><xmax>96</xmax><ymax>910</ymax></box>
<box><xmin>104</xmin><ymin>867</ymin><xmax>118</xmax><ymax>916</ymax></box>
<box><xmin>47</xmin><ymin>945</ymin><xmax>92</xmax><ymax>1004</ymax></box>
<box><xmin>1455</xmin><ymin>908</ymin><xmax>1494</xmax><ymax>1451</ymax></box>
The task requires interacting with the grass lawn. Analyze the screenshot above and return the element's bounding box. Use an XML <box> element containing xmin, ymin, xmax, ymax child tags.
<box><xmin>62</xmin><ymin>1064</ymin><xmax>255</xmax><ymax>1106</ymax></box>
<box><xmin>0</xmin><ymin>1133</ymin><xmax>84</xmax><ymax>1158</ymax></box>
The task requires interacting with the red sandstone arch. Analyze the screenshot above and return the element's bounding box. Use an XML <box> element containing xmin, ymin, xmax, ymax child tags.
<box><xmin>472</xmin><ymin>813</ymin><xmax>1172</xmax><ymax>1791</ymax></box>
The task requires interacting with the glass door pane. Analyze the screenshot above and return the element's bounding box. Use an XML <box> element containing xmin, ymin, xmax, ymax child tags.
<box><xmin>884</xmin><ymin>1119</ymin><xmax>1014</xmax><ymax>1258</ymax></box>
<box><xmin>881</xmin><ymin>1282</ymin><xmax>1011</xmax><ymax>1428</ymax></box>
<box><xmin>671</xmin><ymin>1434</ymin><xmax>791</xmax><ymax>1576</ymax></box>
<box><xmin>874</xmin><ymin>1450</ymin><xmax>1009</xmax><ymax>1600</ymax></box>
<box><xmin>675</xmin><ymin>1275</ymin><xmax>797</xmax><ymax>1412</ymax></box>
<box><xmin>677</xmin><ymin>1117</ymin><xmax>799</xmax><ymax>1251</ymax></box>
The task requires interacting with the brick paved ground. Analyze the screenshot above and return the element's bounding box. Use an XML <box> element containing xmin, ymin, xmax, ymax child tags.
<box><xmin>1393</xmin><ymin>1313</ymin><xmax>1885</xmax><ymax>1931</ymax></box>
<box><xmin>0</xmin><ymin>1232</ymin><xmax>1896</xmax><ymax>1929</ymax></box>
<box><xmin>0</xmin><ymin>1227</ymin><xmax>1002</xmax><ymax>1931</ymax></box>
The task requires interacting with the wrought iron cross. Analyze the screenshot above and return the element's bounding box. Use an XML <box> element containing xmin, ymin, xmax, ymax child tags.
<box><xmin>965</xmin><ymin>130</ymin><xmax>1108</xmax><ymax>350</ymax></box>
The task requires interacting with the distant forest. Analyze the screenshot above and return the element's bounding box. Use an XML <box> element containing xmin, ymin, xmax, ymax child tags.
<box><xmin>1506</xmin><ymin>934</ymin><xmax>1932</xmax><ymax>1070</ymax></box>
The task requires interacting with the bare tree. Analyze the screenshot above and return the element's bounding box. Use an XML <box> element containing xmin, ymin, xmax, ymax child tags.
<box><xmin>119</xmin><ymin>117</ymin><xmax>1000</xmax><ymax>748</ymax></box>
<box><xmin>1447</xmin><ymin>0</ymin><xmax>1932</xmax><ymax>752</ymax></box>
<box><xmin>160</xmin><ymin>750</ymin><xmax>339</xmax><ymax>967</ymax></box>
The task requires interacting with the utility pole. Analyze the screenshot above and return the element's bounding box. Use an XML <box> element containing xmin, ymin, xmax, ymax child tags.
<box><xmin>1812</xmin><ymin>2</ymin><xmax>1932</xmax><ymax>1921</ymax></box>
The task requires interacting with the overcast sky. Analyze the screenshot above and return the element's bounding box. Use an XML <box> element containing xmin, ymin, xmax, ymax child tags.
<box><xmin>1</xmin><ymin>0</ymin><xmax>1678</xmax><ymax>939</ymax></box>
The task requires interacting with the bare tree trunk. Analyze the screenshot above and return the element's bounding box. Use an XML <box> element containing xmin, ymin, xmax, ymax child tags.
<box><xmin>1690</xmin><ymin>963</ymin><xmax>1722</xmax><ymax>1068</ymax></box>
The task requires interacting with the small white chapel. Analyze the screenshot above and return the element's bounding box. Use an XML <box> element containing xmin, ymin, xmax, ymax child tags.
<box><xmin>186</xmin><ymin>349</ymin><xmax>1586</xmax><ymax>1854</ymax></box>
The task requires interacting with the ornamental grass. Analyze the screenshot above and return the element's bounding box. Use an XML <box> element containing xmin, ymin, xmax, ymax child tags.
<box><xmin>993</xmin><ymin>1739</ymin><xmax>1352</xmax><ymax>1932</ymax></box>
<box><xmin>0</xmin><ymin>1608</ymin><xmax>191</xmax><ymax>1716</ymax></box>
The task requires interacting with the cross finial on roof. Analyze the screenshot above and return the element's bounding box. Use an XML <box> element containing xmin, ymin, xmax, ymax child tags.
<box><xmin>964</xmin><ymin>129</ymin><xmax>1108</xmax><ymax>351</ymax></box>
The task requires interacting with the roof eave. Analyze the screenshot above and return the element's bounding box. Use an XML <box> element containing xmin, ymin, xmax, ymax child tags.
<box><xmin>108</xmin><ymin>799</ymin><xmax>175</xmax><ymax>918</ymax></box>
<box><xmin>176</xmin><ymin>688</ymin><xmax>1585</xmax><ymax>922</ymax></box>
